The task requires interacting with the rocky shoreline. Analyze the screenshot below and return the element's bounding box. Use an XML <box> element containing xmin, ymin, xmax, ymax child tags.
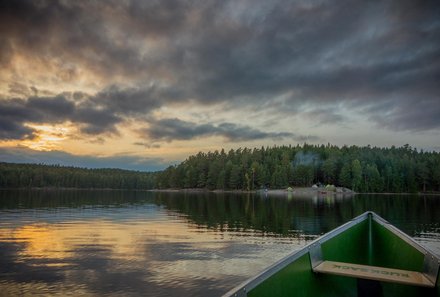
<box><xmin>151</xmin><ymin>187</ymin><xmax>355</xmax><ymax>196</ymax></box>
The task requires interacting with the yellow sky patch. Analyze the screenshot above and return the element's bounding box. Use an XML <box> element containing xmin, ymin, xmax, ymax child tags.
<box><xmin>20</xmin><ymin>123</ymin><xmax>72</xmax><ymax>151</ymax></box>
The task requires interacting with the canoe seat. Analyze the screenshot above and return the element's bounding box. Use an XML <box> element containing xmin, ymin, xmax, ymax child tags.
<box><xmin>313</xmin><ymin>261</ymin><xmax>435</xmax><ymax>287</ymax></box>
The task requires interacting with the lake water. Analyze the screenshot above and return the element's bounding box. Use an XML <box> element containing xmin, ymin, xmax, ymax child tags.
<box><xmin>0</xmin><ymin>190</ymin><xmax>439</xmax><ymax>296</ymax></box>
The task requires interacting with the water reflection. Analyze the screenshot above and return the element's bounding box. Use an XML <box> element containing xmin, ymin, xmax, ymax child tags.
<box><xmin>0</xmin><ymin>189</ymin><xmax>439</xmax><ymax>296</ymax></box>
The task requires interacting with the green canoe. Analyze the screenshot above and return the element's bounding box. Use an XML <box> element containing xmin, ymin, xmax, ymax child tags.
<box><xmin>223</xmin><ymin>211</ymin><xmax>439</xmax><ymax>297</ymax></box>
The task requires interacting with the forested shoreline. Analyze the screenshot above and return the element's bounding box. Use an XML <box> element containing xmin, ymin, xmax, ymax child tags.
<box><xmin>156</xmin><ymin>144</ymin><xmax>440</xmax><ymax>193</ymax></box>
<box><xmin>1</xmin><ymin>144</ymin><xmax>440</xmax><ymax>193</ymax></box>
<box><xmin>0</xmin><ymin>163</ymin><xmax>156</xmax><ymax>190</ymax></box>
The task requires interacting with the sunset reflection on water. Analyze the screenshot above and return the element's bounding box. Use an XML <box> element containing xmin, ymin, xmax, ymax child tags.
<box><xmin>0</xmin><ymin>191</ymin><xmax>306</xmax><ymax>296</ymax></box>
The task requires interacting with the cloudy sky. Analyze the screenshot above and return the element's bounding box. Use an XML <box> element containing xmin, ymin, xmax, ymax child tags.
<box><xmin>0</xmin><ymin>0</ymin><xmax>439</xmax><ymax>171</ymax></box>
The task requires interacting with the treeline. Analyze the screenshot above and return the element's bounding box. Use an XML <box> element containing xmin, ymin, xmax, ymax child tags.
<box><xmin>2</xmin><ymin>144</ymin><xmax>440</xmax><ymax>193</ymax></box>
<box><xmin>0</xmin><ymin>163</ymin><xmax>156</xmax><ymax>189</ymax></box>
<box><xmin>156</xmin><ymin>144</ymin><xmax>440</xmax><ymax>193</ymax></box>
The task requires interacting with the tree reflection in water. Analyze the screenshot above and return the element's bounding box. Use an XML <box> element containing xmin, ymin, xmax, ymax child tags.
<box><xmin>0</xmin><ymin>190</ymin><xmax>438</xmax><ymax>296</ymax></box>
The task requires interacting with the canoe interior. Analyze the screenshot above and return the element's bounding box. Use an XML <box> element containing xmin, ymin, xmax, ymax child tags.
<box><xmin>228</xmin><ymin>212</ymin><xmax>439</xmax><ymax>297</ymax></box>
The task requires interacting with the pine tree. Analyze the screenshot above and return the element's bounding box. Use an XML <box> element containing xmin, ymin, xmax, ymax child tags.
<box><xmin>339</xmin><ymin>162</ymin><xmax>351</xmax><ymax>188</ymax></box>
<box><xmin>351</xmin><ymin>159</ymin><xmax>362</xmax><ymax>192</ymax></box>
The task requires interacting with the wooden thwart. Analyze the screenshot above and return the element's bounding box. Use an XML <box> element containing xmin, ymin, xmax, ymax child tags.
<box><xmin>313</xmin><ymin>261</ymin><xmax>435</xmax><ymax>287</ymax></box>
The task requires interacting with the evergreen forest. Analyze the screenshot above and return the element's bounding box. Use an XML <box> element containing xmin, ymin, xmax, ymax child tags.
<box><xmin>1</xmin><ymin>144</ymin><xmax>440</xmax><ymax>193</ymax></box>
<box><xmin>155</xmin><ymin>144</ymin><xmax>440</xmax><ymax>193</ymax></box>
<box><xmin>0</xmin><ymin>163</ymin><xmax>155</xmax><ymax>190</ymax></box>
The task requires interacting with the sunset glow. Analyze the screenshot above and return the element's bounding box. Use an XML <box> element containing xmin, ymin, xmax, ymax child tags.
<box><xmin>21</xmin><ymin>124</ymin><xmax>71</xmax><ymax>151</ymax></box>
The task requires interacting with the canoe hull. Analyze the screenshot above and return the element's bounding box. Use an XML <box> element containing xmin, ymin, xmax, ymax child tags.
<box><xmin>224</xmin><ymin>212</ymin><xmax>440</xmax><ymax>297</ymax></box>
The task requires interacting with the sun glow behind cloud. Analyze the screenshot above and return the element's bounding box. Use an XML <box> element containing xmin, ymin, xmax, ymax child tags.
<box><xmin>20</xmin><ymin>124</ymin><xmax>71</xmax><ymax>151</ymax></box>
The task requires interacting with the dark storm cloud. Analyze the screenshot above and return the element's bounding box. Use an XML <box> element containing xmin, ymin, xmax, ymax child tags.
<box><xmin>368</xmin><ymin>97</ymin><xmax>440</xmax><ymax>132</ymax></box>
<box><xmin>142</xmin><ymin>118</ymin><xmax>306</xmax><ymax>142</ymax></box>
<box><xmin>27</xmin><ymin>95</ymin><xmax>75</xmax><ymax>120</ymax></box>
<box><xmin>1</xmin><ymin>0</ymin><xmax>440</xmax><ymax>134</ymax></box>
<box><xmin>0</xmin><ymin>97</ymin><xmax>48</xmax><ymax>139</ymax></box>
<box><xmin>0</xmin><ymin>0</ymin><xmax>142</xmax><ymax>76</ymax></box>
<box><xmin>74</xmin><ymin>106</ymin><xmax>121</xmax><ymax>135</ymax></box>
<box><xmin>0</xmin><ymin>84</ymin><xmax>184</xmax><ymax>139</ymax></box>
<box><xmin>1</xmin><ymin>85</ymin><xmax>298</xmax><ymax>142</ymax></box>
<box><xmin>0</xmin><ymin>117</ymin><xmax>35</xmax><ymax>140</ymax></box>
<box><xmin>0</xmin><ymin>94</ymin><xmax>123</xmax><ymax>138</ymax></box>
<box><xmin>92</xmin><ymin>85</ymin><xmax>175</xmax><ymax>115</ymax></box>
<box><xmin>301</xmin><ymin>108</ymin><xmax>346</xmax><ymax>126</ymax></box>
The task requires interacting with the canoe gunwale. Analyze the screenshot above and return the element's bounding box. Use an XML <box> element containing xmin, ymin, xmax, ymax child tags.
<box><xmin>371</xmin><ymin>212</ymin><xmax>440</xmax><ymax>285</ymax></box>
<box><xmin>371</xmin><ymin>212</ymin><xmax>426</xmax><ymax>254</ymax></box>
<box><xmin>222</xmin><ymin>212</ymin><xmax>371</xmax><ymax>297</ymax></box>
<box><xmin>222</xmin><ymin>211</ymin><xmax>440</xmax><ymax>297</ymax></box>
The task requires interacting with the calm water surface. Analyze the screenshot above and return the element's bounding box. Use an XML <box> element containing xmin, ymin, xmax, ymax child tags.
<box><xmin>0</xmin><ymin>190</ymin><xmax>439</xmax><ymax>296</ymax></box>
